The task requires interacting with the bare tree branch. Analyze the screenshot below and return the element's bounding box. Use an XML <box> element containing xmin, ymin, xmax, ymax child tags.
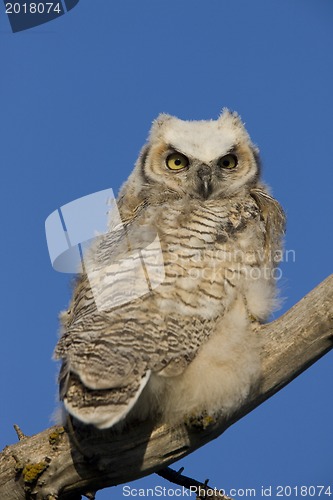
<box><xmin>1</xmin><ymin>275</ymin><xmax>332</xmax><ymax>500</ymax></box>
<box><xmin>156</xmin><ymin>466</ymin><xmax>232</xmax><ymax>500</ymax></box>
<box><xmin>13</xmin><ymin>425</ymin><xmax>28</xmax><ymax>442</ymax></box>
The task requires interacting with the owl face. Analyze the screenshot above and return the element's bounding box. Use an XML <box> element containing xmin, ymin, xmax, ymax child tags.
<box><xmin>138</xmin><ymin>110</ymin><xmax>260</xmax><ymax>201</ymax></box>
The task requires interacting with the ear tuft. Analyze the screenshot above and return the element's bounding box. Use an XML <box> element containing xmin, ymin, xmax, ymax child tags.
<box><xmin>219</xmin><ymin>107</ymin><xmax>235</xmax><ymax>117</ymax></box>
<box><xmin>218</xmin><ymin>108</ymin><xmax>254</xmax><ymax>145</ymax></box>
<box><xmin>149</xmin><ymin>113</ymin><xmax>174</xmax><ymax>140</ymax></box>
<box><xmin>153</xmin><ymin>113</ymin><xmax>173</xmax><ymax>127</ymax></box>
<box><xmin>219</xmin><ymin>108</ymin><xmax>243</xmax><ymax>125</ymax></box>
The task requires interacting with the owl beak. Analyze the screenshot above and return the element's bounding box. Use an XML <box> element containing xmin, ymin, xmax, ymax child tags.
<box><xmin>197</xmin><ymin>165</ymin><xmax>212</xmax><ymax>199</ymax></box>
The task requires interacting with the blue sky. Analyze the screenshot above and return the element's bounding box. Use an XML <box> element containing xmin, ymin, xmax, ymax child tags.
<box><xmin>0</xmin><ymin>1</ymin><xmax>332</xmax><ymax>499</ymax></box>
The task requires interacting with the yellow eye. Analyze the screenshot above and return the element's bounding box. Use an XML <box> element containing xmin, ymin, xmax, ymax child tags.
<box><xmin>218</xmin><ymin>154</ymin><xmax>238</xmax><ymax>169</ymax></box>
<box><xmin>166</xmin><ymin>152</ymin><xmax>189</xmax><ymax>171</ymax></box>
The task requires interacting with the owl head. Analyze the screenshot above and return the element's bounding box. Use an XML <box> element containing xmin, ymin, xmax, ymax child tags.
<box><xmin>118</xmin><ymin>109</ymin><xmax>261</xmax><ymax>210</ymax></box>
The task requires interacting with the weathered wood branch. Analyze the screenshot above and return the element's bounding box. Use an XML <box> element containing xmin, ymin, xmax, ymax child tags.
<box><xmin>1</xmin><ymin>275</ymin><xmax>332</xmax><ymax>500</ymax></box>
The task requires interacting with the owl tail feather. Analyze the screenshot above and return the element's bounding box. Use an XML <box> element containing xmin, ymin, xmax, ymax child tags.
<box><xmin>61</xmin><ymin>369</ymin><xmax>151</xmax><ymax>429</ymax></box>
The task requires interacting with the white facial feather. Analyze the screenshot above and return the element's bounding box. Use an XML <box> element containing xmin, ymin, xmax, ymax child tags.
<box><xmin>149</xmin><ymin>109</ymin><xmax>255</xmax><ymax>164</ymax></box>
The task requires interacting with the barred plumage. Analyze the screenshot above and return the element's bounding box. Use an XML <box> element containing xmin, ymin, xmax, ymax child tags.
<box><xmin>54</xmin><ymin>110</ymin><xmax>285</xmax><ymax>429</ymax></box>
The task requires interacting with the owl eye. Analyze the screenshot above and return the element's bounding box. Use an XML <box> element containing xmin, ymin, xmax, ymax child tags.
<box><xmin>217</xmin><ymin>154</ymin><xmax>238</xmax><ymax>169</ymax></box>
<box><xmin>166</xmin><ymin>152</ymin><xmax>189</xmax><ymax>171</ymax></box>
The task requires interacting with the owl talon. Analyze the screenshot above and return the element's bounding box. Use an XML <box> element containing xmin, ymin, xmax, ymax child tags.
<box><xmin>185</xmin><ymin>411</ymin><xmax>216</xmax><ymax>430</ymax></box>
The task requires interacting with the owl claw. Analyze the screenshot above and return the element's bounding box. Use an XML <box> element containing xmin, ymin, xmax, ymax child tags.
<box><xmin>184</xmin><ymin>411</ymin><xmax>216</xmax><ymax>430</ymax></box>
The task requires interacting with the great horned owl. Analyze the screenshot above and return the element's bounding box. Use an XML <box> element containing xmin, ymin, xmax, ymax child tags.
<box><xmin>54</xmin><ymin>110</ymin><xmax>285</xmax><ymax>430</ymax></box>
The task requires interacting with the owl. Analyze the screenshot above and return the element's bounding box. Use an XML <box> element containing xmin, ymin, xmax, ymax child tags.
<box><xmin>54</xmin><ymin>110</ymin><xmax>285</xmax><ymax>430</ymax></box>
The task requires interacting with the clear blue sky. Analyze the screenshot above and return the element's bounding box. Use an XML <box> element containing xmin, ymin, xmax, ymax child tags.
<box><xmin>0</xmin><ymin>1</ymin><xmax>332</xmax><ymax>499</ymax></box>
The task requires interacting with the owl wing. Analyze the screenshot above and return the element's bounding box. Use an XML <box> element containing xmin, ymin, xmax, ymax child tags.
<box><xmin>55</xmin><ymin>306</ymin><xmax>209</xmax><ymax>429</ymax></box>
<box><xmin>55</xmin><ymin>311</ymin><xmax>158</xmax><ymax>429</ymax></box>
<box><xmin>250</xmin><ymin>185</ymin><xmax>286</xmax><ymax>262</ymax></box>
<box><xmin>54</xmin><ymin>205</ymin><xmax>212</xmax><ymax>428</ymax></box>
